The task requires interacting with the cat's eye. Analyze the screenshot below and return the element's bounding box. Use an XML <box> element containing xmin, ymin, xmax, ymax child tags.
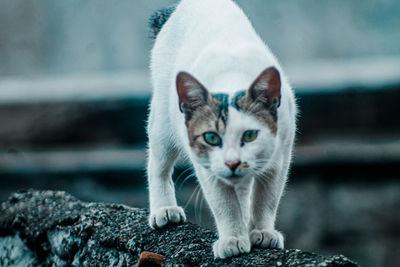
<box><xmin>203</xmin><ymin>132</ymin><xmax>222</xmax><ymax>146</ymax></box>
<box><xmin>242</xmin><ymin>130</ymin><xmax>258</xmax><ymax>143</ymax></box>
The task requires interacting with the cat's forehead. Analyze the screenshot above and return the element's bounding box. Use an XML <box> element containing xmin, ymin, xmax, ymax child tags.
<box><xmin>226</xmin><ymin>107</ymin><xmax>261</xmax><ymax>130</ymax></box>
<box><xmin>210</xmin><ymin>91</ymin><xmax>277</xmax><ymax>135</ymax></box>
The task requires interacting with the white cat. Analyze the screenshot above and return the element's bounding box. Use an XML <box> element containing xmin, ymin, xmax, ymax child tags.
<box><xmin>147</xmin><ymin>0</ymin><xmax>296</xmax><ymax>259</ymax></box>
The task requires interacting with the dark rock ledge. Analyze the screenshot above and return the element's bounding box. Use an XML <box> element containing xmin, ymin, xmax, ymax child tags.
<box><xmin>0</xmin><ymin>190</ymin><xmax>359</xmax><ymax>266</ymax></box>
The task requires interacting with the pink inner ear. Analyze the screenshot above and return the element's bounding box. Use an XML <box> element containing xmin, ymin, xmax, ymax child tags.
<box><xmin>250</xmin><ymin>66</ymin><xmax>281</xmax><ymax>106</ymax></box>
<box><xmin>176</xmin><ymin>72</ymin><xmax>208</xmax><ymax>112</ymax></box>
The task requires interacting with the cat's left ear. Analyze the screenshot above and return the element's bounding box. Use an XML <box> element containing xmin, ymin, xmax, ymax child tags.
<box><xmin>176</xmin><ymin>72</ymin><xmax>209</xmax><ymax>113</ymax></box>
<box><xmin>248</xmin><ymin>66</ymin><xmax>281</xmax><ymax>109</ymax></box>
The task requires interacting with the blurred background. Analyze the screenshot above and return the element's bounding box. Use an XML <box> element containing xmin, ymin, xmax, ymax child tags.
<box><xmin>0</xmin><ymin>0</ymin><xmax>399</xmax><ymax>266</ymax></box>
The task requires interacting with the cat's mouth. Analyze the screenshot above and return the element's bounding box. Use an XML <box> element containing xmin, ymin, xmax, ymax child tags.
<box><xmin>224</xmin><ymin>162</ymin><xmax>250</xmax><ymax>179</ymax></box>
<box><xmin>224</xmin><ymin>169</ymin><xmax>250</xmax><ymax>180</ymax></box>
<box><xmin>220</xmin><ymin>171</ymin><xmax>253</xmax><ymax>182</ymax></box>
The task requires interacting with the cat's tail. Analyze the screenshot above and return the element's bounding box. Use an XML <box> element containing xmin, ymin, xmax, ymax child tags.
<box><xmin>149</xmin><ymin>6</ymin><xmax>176</xmax><ymax>40</ymax></box>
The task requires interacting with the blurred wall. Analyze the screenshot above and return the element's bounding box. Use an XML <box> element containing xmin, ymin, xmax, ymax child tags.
<box><xmin>0</xmin><ymin>0</ymin><xmax>399</xmax><ymax>77</ymax></box>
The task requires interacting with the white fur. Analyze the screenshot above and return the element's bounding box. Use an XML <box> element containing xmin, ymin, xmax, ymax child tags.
<box><xmin>147</xmin><ymin>0</ymin><xmax>296</xmax><ymax>259</ymax></box>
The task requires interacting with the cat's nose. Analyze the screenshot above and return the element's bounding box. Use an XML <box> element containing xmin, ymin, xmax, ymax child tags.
<box><xmin>225</xmin><ymin>160</ymin><xmax>241</xmax><ymax>172</ymax></box>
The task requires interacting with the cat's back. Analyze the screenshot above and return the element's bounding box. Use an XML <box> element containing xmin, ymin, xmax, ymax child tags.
<box><xmin>151</xmin><ymin>0</ymin><xmax>270</xmax><ymax>91</ymax></box>
<box><xmin>175</xmin><ymin>0</ymin><xmax>253</xmax><ymax>30</ymax></box>
<box><xmin>168</xmin><ymin>0</ymin><xmax>260</xmax><ymax>51</ymax></box>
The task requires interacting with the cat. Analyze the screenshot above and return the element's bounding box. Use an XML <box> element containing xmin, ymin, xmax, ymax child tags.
<box><xmin>147</xmin><ymin>0</ymin><xmax>296</xmax><ymax>259</ymax></box>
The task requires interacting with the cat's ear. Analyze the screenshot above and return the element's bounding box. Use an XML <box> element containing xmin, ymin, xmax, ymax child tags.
<box><xmin>176</xmin><ymin>72</ymin><xmax>209</xmax><ymax>113</ymax></box>
<box><xmin>248</xmin><ymin>66</ymin><xmax>281</xmax><ymax>109</ymax></box>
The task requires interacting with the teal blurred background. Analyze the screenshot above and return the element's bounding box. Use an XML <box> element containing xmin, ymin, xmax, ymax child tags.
<box><xmin>0</xmin><ymin>1</ymin><xmax>399</xmax><ymax>266</ymax></box>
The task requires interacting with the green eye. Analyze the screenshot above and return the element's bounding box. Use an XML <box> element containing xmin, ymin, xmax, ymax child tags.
<box><xmin>203</xmin><ymin>132</ymin><xmax>222</xmax><ymax>146</ymax></box>
<box><xmin>242</xmin><ymin>130</ymin><xmax>258</xmax><ymax>143</ymax></box>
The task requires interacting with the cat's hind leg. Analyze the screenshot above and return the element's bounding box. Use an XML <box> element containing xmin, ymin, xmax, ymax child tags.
<box><xmin>147</xmin><ymin>111</ymin><xmax>186</xmax><ymax>229</ymax></box>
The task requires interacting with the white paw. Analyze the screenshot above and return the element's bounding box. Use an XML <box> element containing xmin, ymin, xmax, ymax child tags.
<box><xmin>250</xmin><ymin>229</ymin><xmax>284</xmax><ymax>249</ymax></box>
<box><xmin>213</xmin><ymin>236</ymin><xmax>251</xmax><ymax>259</ymax></box>
<box><xmin>149</xmin><ymin>206</ymin><xmax>186</xmax><ymax>229</ymax></box>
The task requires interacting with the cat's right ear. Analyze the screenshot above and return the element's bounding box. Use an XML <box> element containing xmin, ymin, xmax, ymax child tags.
<box><xmin>176</xmin><ymin>72</ymin><xmax>208</xmax><ymax>113</ymax></box>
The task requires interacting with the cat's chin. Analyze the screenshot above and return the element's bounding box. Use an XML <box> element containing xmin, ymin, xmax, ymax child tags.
<box><xmin>226</xmin><ymin>173</ymin><xmax>242</xmax><ymax>180</ymax></box>
<box><xmin>219</xmin><ymin>172</ymin><xmax>252</xmax><ymax>182</ymax></box>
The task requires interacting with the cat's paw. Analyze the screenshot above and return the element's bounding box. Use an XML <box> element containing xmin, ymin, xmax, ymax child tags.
<box><xmin>250</xmin><ymin>229</ymin><xmax>284</xmax><ymax>249</ymax></box>
<box><xmin>213</xmin><ymin>236</ymin><xmax>251</xmax><ymax>259</ymax></box>
<box><xmin>149</xmin><ymin>206</ymin><xmax>186</xmax><ymax>229</ymax></box>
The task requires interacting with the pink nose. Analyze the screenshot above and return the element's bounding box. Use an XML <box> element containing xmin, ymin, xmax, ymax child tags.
<box><xmin>225</xmin><ymin>160</ymin><xmax>241</xmax><ymax>172</ymax></box>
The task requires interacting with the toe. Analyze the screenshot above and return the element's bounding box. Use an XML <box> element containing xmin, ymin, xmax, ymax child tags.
<box><xmin>149</xmin><ymin>206</ymin><xmax>186</xmax><ymax>229</ymax></box>
<box><xmin>213</xmin><ymin>236</ymin><xmax>250</xmax><ymax>259</ymax></box>
<box><xmin>250</xmin><ymin>229</ymin><xmax>284</xmax><ymax>249</ymax></box>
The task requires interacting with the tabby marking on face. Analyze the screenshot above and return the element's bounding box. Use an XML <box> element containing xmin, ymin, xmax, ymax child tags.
<box><xmin>233</xmin><ymin>90</ymin><xmax>278</xmax><ymax>135</ymax></box>
<box><xmin>186</xmin><ymin>94</ymin><xmax>227</xmax><ymax>157</ymax></box>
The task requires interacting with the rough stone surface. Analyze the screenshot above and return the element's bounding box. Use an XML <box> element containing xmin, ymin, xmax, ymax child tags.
<box><xmin>0</xmin><ymin>190</ymin><xmax>359</xmax><ymax>266</ymax></box>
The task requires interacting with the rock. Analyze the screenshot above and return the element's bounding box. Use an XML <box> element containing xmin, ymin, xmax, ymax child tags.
<box><xmin>0</xmin><ymin>190</ymin><xmax>359</xmax><ymax>266</ymax></box>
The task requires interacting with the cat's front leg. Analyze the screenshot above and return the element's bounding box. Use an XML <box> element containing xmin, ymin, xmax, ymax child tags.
<box><xmin>210</xmin><ymin>182</ymin><xmax>251</xmax><ymax>259</ymax></box>
<box><xmin>147</xmin><ymin>118</ymin><xmax>186</xmax><ymax>229</ymax></box>
<box><xmin>196</xmin><ymin>168</ymin><xmax>250</xmax><ymax>259</ymax></box>
<box><xmin>249</xmin><ymin>167</ymin><xmax>287</xmax><ymax>249</ymax></box>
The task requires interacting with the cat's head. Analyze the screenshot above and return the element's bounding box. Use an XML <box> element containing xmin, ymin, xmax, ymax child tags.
<box><xmin>177</xmin><ymin>67</ymin><xmax>281</xmax><ymax>180</ymax></box>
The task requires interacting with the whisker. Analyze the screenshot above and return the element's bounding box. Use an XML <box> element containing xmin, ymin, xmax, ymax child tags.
<box><xmin>178</xmin><ymin>173</ymin><xmax>196</xmax><ymax>191</ymax></box>
<box><xmin>199</xmin><ymin>193</ymin><xmax>205</xmax><ymax>223</ymax></box>
<box><xmin>194</xmin><ymin>186</ymin><xmax>203</xmax><ymax>223</ymax></box>
<box><xmin>196</xmin><ymin>173</ymin><xmax>213</xmax><ymax>224</ymax></box>
<box><xmin>184</xmin><ymin>184</ymin><xmax>201</xmax><ymax>210</ymax></box>
<box><xmin>175</xmin><ymin>167</ymin><xmax>194</xmax><ymax>186</ymax></box>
